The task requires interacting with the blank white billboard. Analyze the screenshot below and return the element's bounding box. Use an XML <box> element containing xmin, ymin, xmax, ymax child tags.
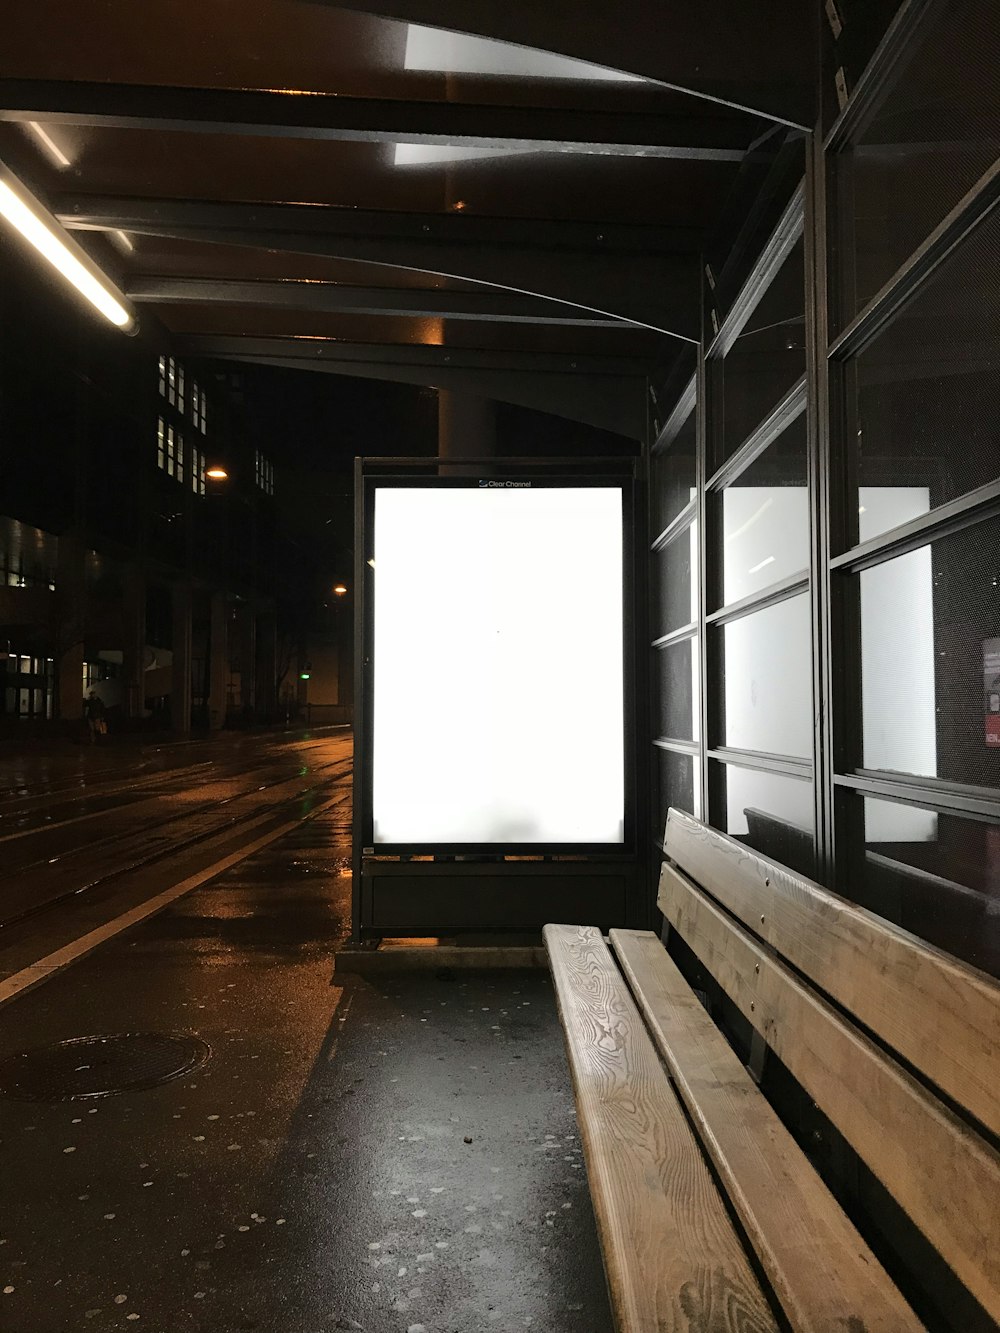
<box><xmin>372</xmin><ymin>485</ymin><xmax>625</xmax><ymax>844</ymax></box>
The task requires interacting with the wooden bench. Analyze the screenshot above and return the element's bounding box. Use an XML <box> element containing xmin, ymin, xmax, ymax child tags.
<box><xmin>544</xmin><ymin>807</ymin><xmax>1000</xmax><ymax>1332</ymax></box>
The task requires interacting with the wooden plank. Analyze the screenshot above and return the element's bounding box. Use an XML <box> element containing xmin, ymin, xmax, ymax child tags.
<box><xmin>663</xmin><ymin>807</ymin><xmax>1000</xmax><ymax>1138</ymax></box>
<box><xmin>658</xmin><ymin>866</ymin><xmax>1000</xmax><ymax>1321</ymax></box>
<box><xmin>543</xmin><ymin>924</ymin><xmax>778</xmax><ymax>1333</ymax></box>
<box><xmin>610</xmin><ymin>927</ymin><xmax>920</xmax><ymax>1332</ymax></box>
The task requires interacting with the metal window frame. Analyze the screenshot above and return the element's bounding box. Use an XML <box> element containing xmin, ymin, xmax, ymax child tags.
<box><xmin>651</xmin><ymin>374</ymin><xmax>697</xmax><ymax>454</ymax></box>
<box><xmin>707</xmin><ymin>186</ymin><xmax>805</xmax><ymax>361</ymax></box>
<box><xmin>836</xmin><ymin>771</ymin><xmax>1000</xmax><ymax>824</ymax></box>
<box><xmin>705</xmin><ymin>377</ymin><xmax>806</xmax><ymax>492</ymax></box>
<box><xmin>831</xmin><ymin>478</ymin><xmax>1000</xmax><ymax>574</ymax></box>
<box><xmin>651</xmin><ymin>497</ymin><xmax>696</xmax><ymax>554</ymax></box>
<box><xmin>705</xmin><ymin>570</ymin><xmax>809</xmax><ymax>626</ymax></box>
<box><xmin>708</xmin><ymin>746</ymin><xmax>813</xmax><ymax>781</ymax></box>
<box><xmin>652</xmin><ymin>620</ymin><xmax>698</xmax><ymax>650</ymax></box>
<box><xmin>653</xmin><ymin>737</ymin><xmax>700</xmax><ymax>757</ymax></box>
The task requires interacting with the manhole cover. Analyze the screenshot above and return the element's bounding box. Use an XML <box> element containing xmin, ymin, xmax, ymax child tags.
<box><xmin>0</xmin><ymin>1033</ymin><xmax>211</xmax><ymax>1101</ymax></box>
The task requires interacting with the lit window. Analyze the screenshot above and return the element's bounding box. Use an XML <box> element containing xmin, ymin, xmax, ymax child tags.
<box><xmin>254</xmin><ymin>449</ymin><xmax>274</xmax><ymax>495</ymax></box>
<box><xmin>157</xmin><ymin>415</ymin><xmax>166</xmax><ymax>470</ymax></box>
<box><xmin>200</xmin><ymin>389</ymin><xmax>207</xmax><ymax>434</ymax></box>
<box><xmin>176</xmin><ymin>432</ymin><xmax>184</xmax><ymax>485</ymax></box>
<box><xmin>167</xmin><ymin>356</ymin><xmax>176</xmax><ymax>406</ymax></box>
<box><xmin>158</xmin><ymin>354</ymin><xmax>166</xmax><ymax>397</ymax></box>
<box><xmin>191</xmin><ymin>446</ymin><xmax>206</xmax><ymax>496</ymax></box>
<box><xmin>177</xmin><ymin>364</ymin><xmax>185</xmax><ymax>416</ymax></box>
<box><xmin>166</xmin><ymin>424</ymin><xmax>176</xmax><ymax>477</ymax></box>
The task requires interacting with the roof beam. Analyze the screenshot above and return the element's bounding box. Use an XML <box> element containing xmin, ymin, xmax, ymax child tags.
<box><xmin>173</xmin><ymin>334</ymin><xmax>652</xmax><ymax>378</ymax></box>
<box><xmin>126</xmin><ymin>277</ymin><xmax>635</xmax><ymax>327</ymax></box>
<box><xmin>0</xmin><ymin>78</ymin><xmax>750</xmax><ymax>161</ymax></box>
<box><xmin>56</xmin><ymin>195</ymin><xmax>698</xmax><ymax>256</ymax></box>
<box><xmin>56</xmin><ymin>196</ymin><xmax>700</xmax><ymax>337</ymax></box>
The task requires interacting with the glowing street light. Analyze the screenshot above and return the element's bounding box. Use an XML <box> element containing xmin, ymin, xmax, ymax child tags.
<box><xmin>206</xmin><ymin>465</ymin><xmax>229</xmax><ymax>481</ymax></box>
<box><xmin>333</xmin><ymin>583</ymin><xmax>348</xmax><ymax>596</ymax></box>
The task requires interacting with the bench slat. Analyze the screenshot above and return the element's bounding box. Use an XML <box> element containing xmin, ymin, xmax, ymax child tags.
<box><xmin>610</xmin><ymin>927</ymin><xmax>920</xmax><ymax>1332</ymax></box>
<box><xmin>659</xmin><ymin>863</ymin><xmax>1000</xmax><ymax>1322</ymax></box>
<box><xmin>543</xmin><ymin>923</ymin><xmax>778</xmax><ymax>1333</ymax></box>
<box><xmin>664</xmin><ymin>807</ymin><xmax>1000</xmax><ymax>1138</ymax></box>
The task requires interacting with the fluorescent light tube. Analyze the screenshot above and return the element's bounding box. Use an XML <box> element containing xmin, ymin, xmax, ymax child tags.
<box><xmin>0</xmin><ymin>162</ymin><xmax>135</xmax><ymax>331</ymax></box>
<box><xmin>24</xmin><ymin>122</ymin><xmax>71</xmax><ymax>168</ymax></box>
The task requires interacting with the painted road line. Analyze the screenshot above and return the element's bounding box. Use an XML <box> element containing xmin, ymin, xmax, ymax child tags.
<box><xmin>0</xmin><ymin>790</ymin><xmax>350</xmax><ymax>1010</ymax></box>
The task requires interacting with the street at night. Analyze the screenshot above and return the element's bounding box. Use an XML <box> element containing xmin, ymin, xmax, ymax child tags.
<box><xmin>3</xmin><ymin>1</ymin><xmax>999</xmax><ymax>1329</ymax></box>
<box><xmin>0</xmin><ymin>730</ymin><xmax>611</xmax><ymax>1332</ymax></box>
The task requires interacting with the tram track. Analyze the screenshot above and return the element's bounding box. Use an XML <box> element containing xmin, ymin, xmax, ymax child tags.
<box><xmin>0</xmin><ymin>751</ymin><xmax>209</xmax><ymax>806</ymax></box>
<box><xmin>0</xmin><ymin>753</ymin><xmax>348</xmax><ymax>859</ymax></box>
<box><xmin>0</xmin><ymin>727</ymin><xmax>346</xmax><ymax>809</ymax></box>
<box><xmin>0</xmin><ymin>760</ymin><xmax>218</xmax><ymax>834</ymax></box>
<box><xmin>0</xmin><ymin>755</ymin><xmax>353</xmax><ymax>933</ymax></box>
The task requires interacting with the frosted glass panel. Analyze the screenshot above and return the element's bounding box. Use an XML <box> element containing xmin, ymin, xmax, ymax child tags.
<box><xmin>722</xmin><ymin>595</ymin><xmax>812</xmax><ymax>757</ymax></box>
<box><xmin>723</xmin><ymin>486</ymin><xmax>808</xmax><ymax>603</ymax></box>
<box><xmin>372</xmin><ymin>486</ymin><xmax>625</xmax><ymax>844</ymax></box>
<box><xmin>859</xmin><ymin>488</ymin><xmax>936</xmax><ymax>794</ymax></box>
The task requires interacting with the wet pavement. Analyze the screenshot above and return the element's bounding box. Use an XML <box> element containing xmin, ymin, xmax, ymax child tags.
<box><xmin>0</xmin><ymin>735</ymin><xmax>613</xmax><ymax>1332</ymax></box>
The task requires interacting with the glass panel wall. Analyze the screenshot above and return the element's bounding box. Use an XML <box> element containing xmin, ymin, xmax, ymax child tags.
<box><xmin>853</xmin><ymin>795</ymin><xmax>1000</xmax><ymax>979</ymax></box>
<box><xmin>650</xmin><ymin>411</ymin><xmax>696</xmax><ymax>540</ymax></box>
<box><xmin>653</xmin><ymin>746</ymin><xmax>699</xmax><ymax>845</ymax></box>
<box><xmin>651</xmin><ymin>522</ymin><xmax>698</xmax><ymax>638</ymax></box>
<box><xmin>831</xmin><ymin>0</ymin><xmax>1000</xmax><ymax>330</ymax></box>
<box><xmin>844</xmin><ymin>204</ymin><xmax>1000</xmax><ymax>548</ymax></box>
<box><xmin>646</xmin><ymin>0</ymin><xmax>999</xmax><ymax>992</ymax></box>
<box><xmin>716</xmin><ymin>237</ymin><xmax>806</xmax><ymax>465</ymax></box>
<box><xmin>720</xmin><ymin>595</ymin><xmax>812</xmax><ymax>758</ymax></box>
<box><xmin>710</xmin><ymin>760</ymin><xmax>815</xmax><ymax>878</ymax></box>
<box><xmin>649</xmin><ymin>396</ymin><xmax>700</xmax><ymax>849</ymax></box>
<box><xmin>857</xmin><ymin>518</ymin><xmax>1000</xmax><ymax>789</ymax></box>
<box><xmin>825</xmin><ymin>0</ymin><xmax>1000</xmax><ymax>995</ymax></box>
<box><xmin>721</xmin><ymin>413</ymin><xmax>808</xmax><ymax>603</ymax></box>
<box><xmin>699</xmin><ymin>198</ymin><xmax>812</xmax><ymax>874</ymax></box>
<box><xmin>654</xmin><ymin>637</ymin><xmax>698</xmax><ymax>744</ymax></box>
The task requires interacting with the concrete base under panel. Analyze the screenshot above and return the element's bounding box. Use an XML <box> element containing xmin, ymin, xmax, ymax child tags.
<box><xmin>336</xmin><ymin>933</ymin><xmax>548</xmax><ymax>974</ymax></box>
<box><xmin>360</xmin><ymin>861</ymin><xmax>640</xmax><ymax>934</ymax></box>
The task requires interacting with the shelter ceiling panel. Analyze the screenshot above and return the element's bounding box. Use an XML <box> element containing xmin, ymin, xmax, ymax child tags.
<box><xmin>3</xmin><ymin>0</ymin><xmax>810</xmax><ymax>124</ymax></box>
<box><xmin>309</xmin><ymin>0</ymin><xmax>812</xmax><ymax>124</ymax></box>
<box><xmin>0</xmin><ymin>0</ymin><xmax>800</xmax><ymax>118</ymax></box>
<box><xmin>11</xmin><ymin>122</ymin><xmax>740</xmax><ymax>228</ymax></box>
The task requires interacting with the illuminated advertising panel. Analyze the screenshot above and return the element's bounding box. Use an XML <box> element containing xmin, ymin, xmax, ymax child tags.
<box><xmin>371</xmin><ymin>482</ymin><xmax>625</xmax><ymax>846</ymax></box>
